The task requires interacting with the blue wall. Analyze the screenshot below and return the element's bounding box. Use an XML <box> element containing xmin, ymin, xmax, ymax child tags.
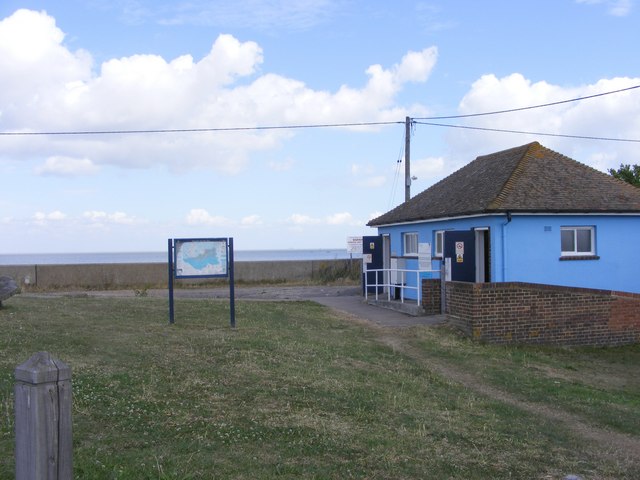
<box><xmin>504</xmin><ymin>215</ymin><xmax>640</xmax><ymax>293</ymax></box>
<box><xmin>376</xmin><ymin>213</ymin><xmax>640</xmax><ymax>294</ymax></box>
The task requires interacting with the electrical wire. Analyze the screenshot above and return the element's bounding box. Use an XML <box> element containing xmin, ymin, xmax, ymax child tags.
<box><xmin>414</xmin><ymin>121</ymin><xmax>640</xmax><ymax>143</ymax></box>
<box><xmin>413</xmin><ymin>84</ymin><xmax>640</xmax><ymax>120</ymax></box>
<box><xmin>0</xmin><ymin>120</ymin><xmax>403</xmax><ymax>136</ymax></box>
<box><xmin>388</xmin><ymin>129</ymin><xmax>406</xmax><ymax>208</ymax></box>
<box><xmin>0</xmin><ymin>84</ymin><xmax>637</xmax><ymax>141</ymax></box>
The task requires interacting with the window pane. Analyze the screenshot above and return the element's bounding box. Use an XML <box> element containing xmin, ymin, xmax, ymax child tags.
<box><xmin>576</xmin><ymin>229</ymin><xmax>592</xmax><ymax>252</ymax></box>
<box><xmin>409</xmin><ymin>234</ymin><xmax>417</xmax><ymax>254</ymax></box>
<box><xmin>435</xmin><ymin>231</ymin><xmax>443</xmax><ymax>256</ymax></box>
<box><xmin>561</xmin><ymin>230</ymin><xmax>574</xmax><ymax>252</ymax></box>
<box><xmin>404</xmin><ymin>233</ymin><xmax>418</xmax><ymax>255</ymax></box>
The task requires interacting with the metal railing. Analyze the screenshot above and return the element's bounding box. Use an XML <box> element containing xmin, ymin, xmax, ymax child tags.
<box><xmin>364</xmin><ymin>268</ymin><xmax>440</xmax><ymax>305</ymax></box>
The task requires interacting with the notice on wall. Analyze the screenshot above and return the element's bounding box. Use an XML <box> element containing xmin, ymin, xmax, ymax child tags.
<box><xmin>455</xmin><ymin>241</ymin><xmax>464</xmax><ymax>263</ymax></box>
<box><xmin>418</xmin><ymin>242</ymin><xmax>432</xmax><ymax>270</ymax></box>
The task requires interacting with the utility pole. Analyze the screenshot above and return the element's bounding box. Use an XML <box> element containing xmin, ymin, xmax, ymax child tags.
<box><xmin>405</xmin><ymin>116</ymin><xmax>411</xmax><ymax>202</ymax></box>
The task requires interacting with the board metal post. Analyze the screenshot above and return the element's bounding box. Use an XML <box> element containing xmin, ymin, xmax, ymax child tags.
<box><xmin>168</xmin><ymin>238</ymin><xmax>175</xmax><ymax>324</ymax></box>
<box><xmin>229</xmin><ymin>237</ymin><xmax>235</xmax><ymax>328</ymax></box>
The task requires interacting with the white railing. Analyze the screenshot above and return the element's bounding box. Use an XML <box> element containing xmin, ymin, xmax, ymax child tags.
<box><xmin>364</xmin><ymin>268</ymin><xmax>440</xmax><ymax>305</ymax></box>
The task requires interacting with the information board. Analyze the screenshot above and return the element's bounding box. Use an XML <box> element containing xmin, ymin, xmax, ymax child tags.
<box><xmin>174</xmin><ymin>238</ymin><xmax>228</xmax><ymax>278</ymax></box>
<box><xmin>168</xmin><ymin>237</ymin><xmax>235</xmax><ymax>327</ymax></box>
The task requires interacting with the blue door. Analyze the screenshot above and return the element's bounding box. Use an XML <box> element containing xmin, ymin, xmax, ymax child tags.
<box><xmin>444</xmin><ymin>231</ymin><xmax>476</xmax><ymax>282</ymax></box>
<box><xmin>362</xmin><ymin>235</ymin><xmax>384</xmax><ymax>294</ymax></box>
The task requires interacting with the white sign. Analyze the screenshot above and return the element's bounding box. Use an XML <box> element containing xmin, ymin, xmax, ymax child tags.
<box><xmin>347</xmin><ymin>236</ymin><xmax>363</xmax><ymax>254</ymax></box>
<box><xmin>418</xmin><ymin>242</ymin><xmax>432</xmax><ymax>270</ymax></box>
<box><xmin>455</xmin><ymin>241</ymin><xmax>464</xmax><ymax>255</ymax></box>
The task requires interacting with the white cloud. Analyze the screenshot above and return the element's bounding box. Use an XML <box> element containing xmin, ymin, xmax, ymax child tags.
<box><xmin>576</xmin><ymin>0</ymin><xmax>633</xmax><ymax>16</ymax></box>
<box><xmin>448</xmin><ymin>74</ymin><xmax>640</xmax><ymax>173</ymax></box>
<box><xmin>35</xmin><ymin>156</ymin><xmax>99</xmax><ymax>176</ymax></box>
<box><xmin>287</xmin><ymin>214</ymin><xmax>321</xmax><ymax>226</ymax></box>
<box><xmin>83</xmin><ymin>210</ymin><xmax>137</xmax><ymax>225</ymax></box>
<box><xmin>33</xmin><ymin>210</ymin><xmax>66</xmax><ymax>225</ymax></box>
<box><xmin>0</xmin><ymin>10</ymin><xmax>437</xmax><ymax>175</ymax></box>
<box><xmin>185</xmin><ymin>208</ymin><xmax>231</xmax><ymax>226</ymax></box>
<box><xmin>410</xmin><ymin>156</ymin><xmax>446</xmax><ymax>180</ymax></box>
<box><xmin>394</xmin><ymin>48</ymin><xmax>438</xmax><ymax>83</ymax></box>
<box><xmin>241</xmin><ymin>214</ymin><xmax>262</xmax><ymax>226</ymax></box>
<box><xmin>326</xmin><ymin>212</ymin><xmax>354</xmax><ymax>225</ymax></box>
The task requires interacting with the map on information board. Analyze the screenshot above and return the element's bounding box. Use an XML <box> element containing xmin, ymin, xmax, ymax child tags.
<box><xmin>174</xmin><ymin>238</ymin><xmax>228</xmax><ymax>278</ymax></box>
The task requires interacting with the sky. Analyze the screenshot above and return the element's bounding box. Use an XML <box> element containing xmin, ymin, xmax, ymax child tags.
<box><xmin>0</xmin><ymin>0</ymin><xmax>639</xmax><ymax>254</ymax></box>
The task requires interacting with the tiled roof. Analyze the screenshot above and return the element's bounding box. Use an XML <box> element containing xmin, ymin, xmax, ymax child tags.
<box><xmin>368</xmin><ymin>142</ymin><xmax>640</xmax><ymax>226</ymax></box>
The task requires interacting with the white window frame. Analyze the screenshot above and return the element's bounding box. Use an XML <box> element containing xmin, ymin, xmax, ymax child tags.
<box><xmin>403</xmin><ymin>232</ymin><xmax>419</xmax><ymax>257</ymax></box>
<box><xmin>434</xmin><ymin>230</ymin><xmax>445</xmax><ymax>258</ymax></box>
<box><xmin>560</xmin><ymin>226</ymin><xmax>595</xmax><ymax>257</ymax></box>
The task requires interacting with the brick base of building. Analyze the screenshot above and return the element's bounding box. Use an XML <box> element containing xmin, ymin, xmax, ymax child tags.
<box><xmin>423</xmin><ymin>280</ymin><xmax>640</xmax><ymax>346</ymax></box>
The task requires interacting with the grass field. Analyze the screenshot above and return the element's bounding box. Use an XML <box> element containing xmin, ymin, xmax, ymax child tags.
<box><xmin>1</xmin><ymin>295</ymin><xmax>639</xmax><ymax>479</ymax></box>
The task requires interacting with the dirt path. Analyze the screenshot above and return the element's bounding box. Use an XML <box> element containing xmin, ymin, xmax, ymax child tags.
<box><xmin>373</xmin><ymin>330</ymin><xmax>640</xmax><ymax>470</ymax></box>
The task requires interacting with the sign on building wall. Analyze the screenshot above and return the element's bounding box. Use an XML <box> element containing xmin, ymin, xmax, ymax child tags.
<box><xmin>455</xmin><ymin>241</ymin><xmax>464</xmax><ymax>263</ymax></box>
<box><xmin>418</xmin><ymin>242</ymin><xmax>432</xmax><ymax>270</ymax></box>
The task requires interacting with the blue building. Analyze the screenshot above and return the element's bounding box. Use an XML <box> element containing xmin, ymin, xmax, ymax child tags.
<box><xmin>367</xmin><ymin>142</ymin><xmax>640</xmax><ymax>295</ymax></box>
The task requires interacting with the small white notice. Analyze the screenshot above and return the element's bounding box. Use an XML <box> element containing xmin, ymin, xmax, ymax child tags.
<box><xmin>455</xmin><ymin>241</ymin><xmax>464</xmax><ymax>263</ymax></box>
<box><xmin>418</xmin><ymin>242</ymin><xmax>432</xmax><ymax>270</ymax></box>
<box><xmin>346</xmin><ymin>236</ymin><xmax>363</xmax><ymax>254</ymax></box>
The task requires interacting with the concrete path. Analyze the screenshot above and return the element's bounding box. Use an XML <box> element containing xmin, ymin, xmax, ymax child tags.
<box><xmin>309</xmin><ymin>294</ymin><xmax>447</xmax><ymax>328</ymax></box>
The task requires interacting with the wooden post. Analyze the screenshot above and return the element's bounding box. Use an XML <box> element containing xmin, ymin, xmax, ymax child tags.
<box><xmin>14</xmin><ymin>352</ymin><xmax>72</xmax><ymax>480</ymax></box>
<box><xmin>405</xmin><ymin>116</ymin><xmax>411</xmax><ymax>202</ymax></box>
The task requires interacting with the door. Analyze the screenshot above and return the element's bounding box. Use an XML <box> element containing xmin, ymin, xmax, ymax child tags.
<box><xmin>362</xmin><ymin>235</ymin><xmax>384</xmax><ymax>294</ymax></box>
<box><xmin>475</xmin><ymin>228</ymin><xmax>490</xmax><ymax>283</ymax></box>
<box><xmin>444</xmin><ymin>230</ymin><xmax>476</xmax><ymax>282</ymax></box>
<box><xmin>382</xmin><ymin>235</ymin><xmax>391</xmax><ymax>294</ymax></box>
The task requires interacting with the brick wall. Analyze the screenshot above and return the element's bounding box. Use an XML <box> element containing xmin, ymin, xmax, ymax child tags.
<box><xmin>444</xmin><ymin>281</ymin><xmax>640</xmax><ymax>346</ymax></box>
<box><xmin>421</xmin><ymin>279</ymin><xmax>442</xmax><ymax>315</ymax></box>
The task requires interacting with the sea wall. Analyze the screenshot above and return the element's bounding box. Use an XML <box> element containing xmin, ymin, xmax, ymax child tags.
<box><xmin>0</xmin><ymin>259</ymin><xmax>361</xmax><ymax>290</ymax></box>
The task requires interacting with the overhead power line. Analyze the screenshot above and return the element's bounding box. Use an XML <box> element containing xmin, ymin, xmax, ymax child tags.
<box><xmin>414</xmin><ymin>121</ymin><xmax>640</xmax><ymax>143</ymax></box>
<box><xmin>0</xmin><ymin>120</ymin><xmax>403</xmax><ymax>136</ymax></box>
<box><xmin>0</xmin><ymin>83</ymin><xmax>637</xmax><ymax>140</ymax></box>
<box><xmin>413</xmin><ymin>84</ymin><xmax>640</xmax><ymax>120</ymax></box>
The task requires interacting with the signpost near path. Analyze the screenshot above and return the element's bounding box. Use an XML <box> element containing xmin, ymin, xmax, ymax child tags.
<box><xmin>168</xmin><ymin>237</ymin><xmax>235</xmax><ymax>327</ymax></box>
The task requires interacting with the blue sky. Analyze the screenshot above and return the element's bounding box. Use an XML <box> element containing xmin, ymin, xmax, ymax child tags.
<box><xmin>0</xmin><ymin>0</ymin><xmax>638</xmax><ymax>253</ymax></box>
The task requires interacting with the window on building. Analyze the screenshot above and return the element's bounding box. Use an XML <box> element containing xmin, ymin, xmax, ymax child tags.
<box><xmin>434</xmin><ymin>230</ymin><xmax>444</xmax><ymax>257</ymax></box>
<box><xmin>561</xmin><ymin>226</ymin><xmax>595</xmax><ymax>256</ymax></box>
<box><xmin>403</xmin><ymin>232</ymin><xmax>419</xmax><ymax>256</ymax></box>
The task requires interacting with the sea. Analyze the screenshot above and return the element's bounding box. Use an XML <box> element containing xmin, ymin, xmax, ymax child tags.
<box><xmin>0</xmin><ymin>249</ymin><xmax>357</xmax><ymax>265</ymax></box>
